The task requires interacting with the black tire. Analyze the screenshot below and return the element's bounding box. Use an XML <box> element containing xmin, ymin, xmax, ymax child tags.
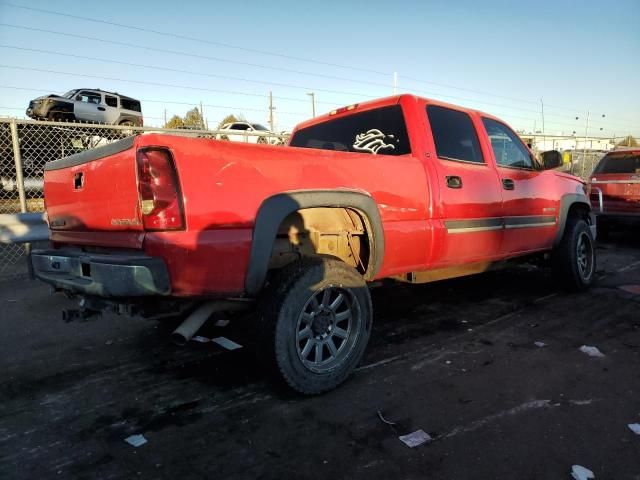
<box><xmin>552</xmin><ymin>217</ymin><xmax>596</xmax><ymax>292</ymax></box>
<box><xmin>219</xmin><ymin>135</ymin><xmax>229</xmax><ymax>141</ymax></box>
<box><xmin>257</xmin><ymin>257</ymin><xmax>372</xmax><ymax>395</ymax></box>
<box><xmin>257</xmin><ymin>136</ymin><xmax>268</xmax><ymax>144</ymax></box>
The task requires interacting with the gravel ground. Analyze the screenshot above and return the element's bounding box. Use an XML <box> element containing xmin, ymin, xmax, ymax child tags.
<box><xmin>1</xmin><ymin>233</ymin><xmax>639</xmax><ymax>480</ymax></box>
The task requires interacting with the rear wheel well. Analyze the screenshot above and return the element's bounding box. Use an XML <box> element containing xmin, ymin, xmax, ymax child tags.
<box><xmin>268</xmin><ymin>207</ymin><xmax>372</xmax><ymax>277</ymax></box>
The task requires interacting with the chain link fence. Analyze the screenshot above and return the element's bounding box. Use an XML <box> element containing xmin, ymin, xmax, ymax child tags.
<box><xmin>0</xmin><ymin>118</ymin><xmax>288</xmax><ymax>278</ymax></box>
<box><xmin>565</xmin><ymin>151</ymin><xmax>605</xmax><ymax>180</ymax></box>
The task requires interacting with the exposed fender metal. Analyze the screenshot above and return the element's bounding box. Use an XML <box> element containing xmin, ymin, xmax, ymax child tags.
<box><xmin>554</xmin><ymin>193</ymin><xmax>594</xmax><ymax>246</ymax></box>
<box><xmin>245</xmin><ymin>190</ymin><xmax>385</xmax><ymax>296</ymax></box>
<box><xmin>0</xmin><ymin>213</ymin><xmax>48</xmax><ymax>244</ymax></box>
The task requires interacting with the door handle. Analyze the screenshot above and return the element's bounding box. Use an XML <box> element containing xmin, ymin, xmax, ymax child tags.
<box><xmin>446</xmin><ymin>175</ymin><xmax>463</xmax><ymax>189</ymax></box>
<box><xmin>502</xmin><ymin>178</ymin><xmax>515</xmax><ymax>190</ymax></box>
<box><xmin>97</xmin><ymin>107</ymin><xmax>106</xmax><ymax>111</ymax></box>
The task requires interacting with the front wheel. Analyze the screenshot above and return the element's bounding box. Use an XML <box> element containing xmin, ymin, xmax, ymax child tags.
<box><xmin>257</xmin><ymin>257</ymin><xmax>372</xmax><ymax>394</ymax></box>
<box><xmin>552</xmin><ymin>217</ymin><xmax>596</xmax><ymax>292</ymax></box>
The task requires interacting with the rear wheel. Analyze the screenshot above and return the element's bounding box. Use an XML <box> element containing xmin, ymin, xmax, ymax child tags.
<box><xmin>257</xmin><ymin>257</ymin><xmax>372</xmax><ymax>394</ymax></box>
<box><xmin>552</xmin><ymin>217</ymin><xmax>596</xmax><ymax>292</ymax></box>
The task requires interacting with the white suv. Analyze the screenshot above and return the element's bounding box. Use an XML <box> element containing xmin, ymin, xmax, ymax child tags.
<box><xmin>217</xmin><ymin>122</ymin><xmax>272</xmax><ymax>144</ymax></box>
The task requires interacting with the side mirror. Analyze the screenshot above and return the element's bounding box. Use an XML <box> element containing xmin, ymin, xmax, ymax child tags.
<box><xmin>542</xmin><ymin>150</ymin><xmax>562</xmax><ymax>170</ymax></box>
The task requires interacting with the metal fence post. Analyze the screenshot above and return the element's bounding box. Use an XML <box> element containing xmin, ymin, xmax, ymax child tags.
<box><xmin>9</xmin><ymin>119</ymin><xmax>33</xmax><ymax>277</ymax></box>
<box><xmin>9</xmin><ymin>119</ymin><xmax>28</xmax><ymax>214</ymax></box>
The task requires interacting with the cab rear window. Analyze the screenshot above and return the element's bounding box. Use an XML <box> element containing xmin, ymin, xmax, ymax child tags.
<box><xmin>289</xmin><ymin>105</ymin><xmax>411</xmax><ymax>156</ymax></box>
<box><xmin>594</xmin><ymin>153</ymin><xmax>640</xmax><ymax>174</ymax></box>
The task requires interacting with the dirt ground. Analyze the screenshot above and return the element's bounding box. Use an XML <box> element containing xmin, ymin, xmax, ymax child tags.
<box><xmin>1</xmin><ymin>233</ymin><xmax>639</xmax><ymax>480</ymax></box>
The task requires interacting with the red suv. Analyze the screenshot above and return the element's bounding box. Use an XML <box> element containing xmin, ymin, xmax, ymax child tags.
<box><xmin>588</xmin><ymin>149</ymin><xmax>640</xmax><ymax>235</ymax></box>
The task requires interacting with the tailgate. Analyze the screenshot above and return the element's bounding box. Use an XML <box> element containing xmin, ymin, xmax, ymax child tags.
<box><xmin>44</xmin><ymin>137</ymin><xmax>143</xmax><ymax>233</ymax></box>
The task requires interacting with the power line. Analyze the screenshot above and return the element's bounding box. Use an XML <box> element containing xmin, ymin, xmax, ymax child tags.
<box><xmin>0</xmin><ymin>64</ymin><xmax>343</xmax><ymax>106</ymax></box>
<box><xmin>2</xmin><ymin>44</ymin><xmax>636</xmax><ymax>132</ymax></box>
<box><xmin>0</xmin><ymin>44</ymin><xmax>382</xmax><ymax>100</ymax></box>
<box><xmin>0</xmin><ymin>1</ymin><xmax>389</xmax><ymax>76</ymax></box>
<box><xmin>0</xmin><ymin>23</ymin><xmax>395</xmax><ymax>91</ymax></box>
<box><xmin>0</xmin><ymin>85</ymin><xmax>309</xmax><ymax>117</ymax></box>
<box><xmin>2</xmin><ymin>2</ymin><xmax>638</xmax><ymax>125</ymax></box>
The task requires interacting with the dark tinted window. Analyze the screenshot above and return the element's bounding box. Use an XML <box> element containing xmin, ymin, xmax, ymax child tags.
<box><xmin>482</xmin><ymin>117</ymin><xmax>533</xmax><ymax>169</ymax></box>
<box><xmin>290</xmin><ymin>105</ymin><xmax>411</xmax><ymax>156</ymax></box>
<box><xmin>105</xmin><ymin>95</ymin><xmax>118</xmax><ymax>107</ymax></box>
<box><xmin>120</xmin><ymin>98</ymin><xmax>141</xmax><ymax>112</ymax></box>
<box><xmin>594</xmin><ymin>153</ymin><xmax>640</xmax><ymax>174</ymax></box>
<box><xmin>231</xmin><ymin>123</ymin><xmax>249</xmax><ymax>131</ymax></box>
<box><xmin>427</xmin><ymin>105</ymin><xmax>483</xmax><ymax>163</ymax></box>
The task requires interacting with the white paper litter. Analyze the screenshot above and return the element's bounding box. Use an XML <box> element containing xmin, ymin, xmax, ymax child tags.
<box><xmin>398</xmin><ymin>429</ymin><xmax>432</xmax><ymax>448</ymax></box>
<box><xmin>191</xmin><ymin>336</ymin><xmax>211</xmax><ymax>343</ymax></box>
<box><xmin>124</xmin><ymin>434</ymin><xmax>147</xmax><ymax>447</ymax></box>
<box><xmin>534</xmin><ymin>341</ymin><xmax>547</xmax><ymax>348</ymax></box>
<box><xmin>214</xmin><ymin>319</ymin><xmax>230</xmax><ymax>327</ymax></box>
<box><xmin>571</xmin><ymin>465</ymin><xmax>595</xmax><ymax>480</ymax></box>
<box><xmin>628</xmin><ymin>423</ymin><xmax>640</xmax><ymax>435</ymax></box>
<box><xmin>212</xmin><ymin>337</ymin><xmax>243</xmax><ymax>350</ymax></box>
<box><xmin>579</xmin><ymin>345</ymin><xmax>605</xmax><ymax>358</ymax></box>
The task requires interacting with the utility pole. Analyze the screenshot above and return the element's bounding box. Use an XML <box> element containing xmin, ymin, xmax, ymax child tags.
<box><xmin>163</xmin><ymin>109</ymin><xmax>167</xmax><ymax>126</ymax></box>
<box><xmin>581</xmin><ymin>111</ymin><xmax>590</xmax><ymax>178</ymax></box>
<box><xmin>269</xmin><ymin>91</ymin><xmax>275</xmax><ymax>131</ymax></box>
<box><xmin>199</xmin><ymin>101</ymin><xmax>205</xmax><ymax>129</ymax></box>
<box><xmin>393</xmin><ymin>72</ymin><xmax>398</xmax><ymax>95</ymax></box>
<box><xmin>540</xmin><ymin>98</ymin><xmax>545</xmax><ymax>150</ymax></box>
<box><xmin>306</xmin><ymin>92</ymin><xmax>316</xmax><ymax>118</ymax></box>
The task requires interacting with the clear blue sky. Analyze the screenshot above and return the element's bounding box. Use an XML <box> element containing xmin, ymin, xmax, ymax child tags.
<box><xmin>0</xmin><ymin>0</ymin><xmax>638</xmax><ymax>136</ymax></box>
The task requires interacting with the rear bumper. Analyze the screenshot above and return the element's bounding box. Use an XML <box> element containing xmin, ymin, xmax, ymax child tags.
<box><xmin>31</xmin><ymin>249</ymin><xmax>171</xmax><ymax>297</ymax></box>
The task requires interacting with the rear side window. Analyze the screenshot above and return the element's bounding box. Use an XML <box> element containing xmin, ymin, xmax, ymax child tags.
<box><xmin>120</xmin><ymin>98</ymin><xmax>141</xmax><ymax>112</ymax></box>
<box><xmin>594</xmin><ymin>153</ymin><xmax>640</xmax><ymax>174</ymax></box>
<box><xmin>289</xmin><ymin>105</ymin><xmax>411</xmax><ymax>156</ymax></box>
<box><xmin>427</xmin><ymin>105</ymin><xmax>483</xmax><ymax>163</ymax></box>
<box><xmin>105</xmin><ymin>95</ymin><xmax>118</xmax><ymax>108</ymax></box>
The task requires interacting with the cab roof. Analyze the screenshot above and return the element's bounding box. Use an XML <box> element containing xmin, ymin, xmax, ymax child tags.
<box><xmin>293</xmin><ymin>93</ymin><xmax>499</xmax><ymax>132</ymax></box>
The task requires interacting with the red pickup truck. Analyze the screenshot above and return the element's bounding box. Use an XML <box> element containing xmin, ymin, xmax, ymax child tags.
<box><xmin>32</xmin><ymin>94</ymin><xmax>596</xmax><ymax>394</ymax></box>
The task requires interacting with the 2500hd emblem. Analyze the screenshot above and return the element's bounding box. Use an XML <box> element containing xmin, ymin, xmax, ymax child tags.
<box><xmin>111</xmin><ymin>218</ymin><xmax>141</xmax><ymax>226</ymax></box>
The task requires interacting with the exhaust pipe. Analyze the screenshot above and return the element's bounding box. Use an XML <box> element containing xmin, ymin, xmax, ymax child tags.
<box><xmin>171</xmin><ymin>300</ymin><xmax>250</xmax><ymax>346</ymax></box>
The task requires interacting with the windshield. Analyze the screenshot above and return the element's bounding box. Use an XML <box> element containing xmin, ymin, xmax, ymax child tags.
<box><xmin>289</xmin><ymin>105</ymin><xmax>411</xmax><ymax>156</ymax></box>
<box><xmin>594</xmin><ymin>153</ymin><xmax>640</xmax><ymax>174</ymax></box>
<box><xmin>251</xmin><ymin>123</ymin><xmax>269</xmax><ymax>131</ymax></box>
<box><xmin>62</xmin><ymin>90</ymin><xmax>78</xmax><ymax>99</ymax></box>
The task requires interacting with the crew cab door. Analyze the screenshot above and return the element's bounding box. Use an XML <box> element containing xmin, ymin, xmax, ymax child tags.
<box><xmin>481</xmin><ymin>118</ymin><xmax>557</xmax><ymax>253</ymax></box>
<box><xmin>73</xmin><ymin>91</ymin><xmax>102</xmax><ymax>123</ymax></box>
<box><xmin>103</xmin><ymin>94</ymin><xmax>120</xmax><ymax>124</ymax></box>
<box><xmin>425</xmin><ymin>104</ymin><xmax>504</xmax><ymax>265</ymax></box>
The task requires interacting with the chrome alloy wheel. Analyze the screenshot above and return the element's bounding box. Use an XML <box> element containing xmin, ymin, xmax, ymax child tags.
<box><xmin>295</xmin><ymin>286</ymin><xmax>361</xmax><ymax>373</ymax></box>
<box><xmin>576</xmin><ymin>231</ymin><xmax>594</xmax><ymax>280</ymax></box>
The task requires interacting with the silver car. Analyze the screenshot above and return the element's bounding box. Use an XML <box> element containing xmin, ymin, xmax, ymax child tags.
<box><xmin>26</xmin><ymin>89</ymin><xmax>143</xmax><ymax>126</ymax></box>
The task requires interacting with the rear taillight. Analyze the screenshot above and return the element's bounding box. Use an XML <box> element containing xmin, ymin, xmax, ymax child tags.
<box><xmin>136</xmin><ymin>147</ymin><xmax>184</xmax><ymax>231</ymax></box>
